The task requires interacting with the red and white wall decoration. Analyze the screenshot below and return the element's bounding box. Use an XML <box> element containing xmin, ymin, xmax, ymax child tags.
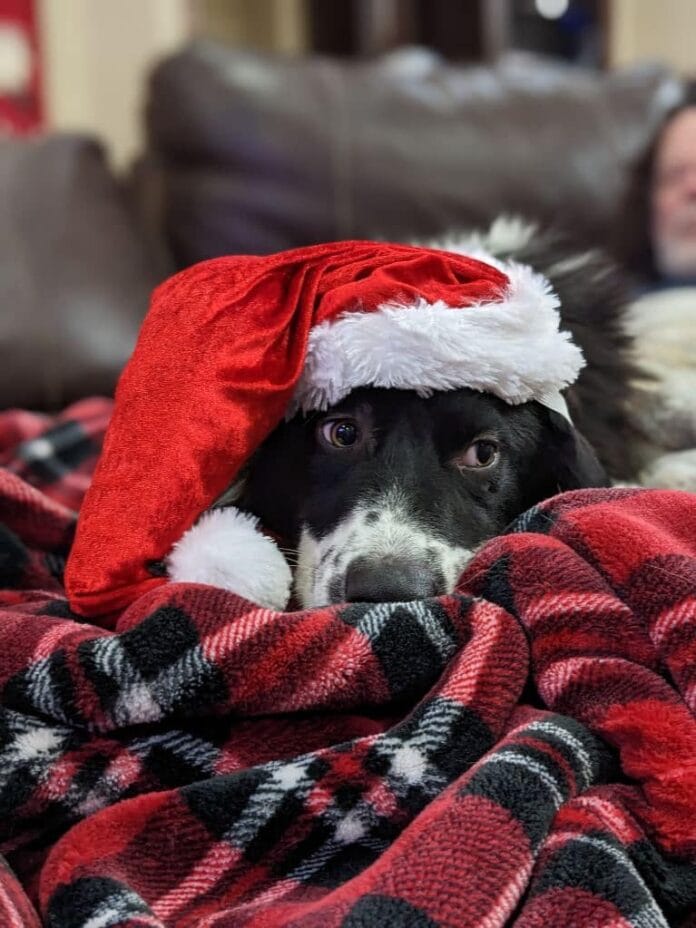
<box><xmin>0</xmin><ymin>0</ymin><xmax>42</xmax><ymax>134</ymax></box>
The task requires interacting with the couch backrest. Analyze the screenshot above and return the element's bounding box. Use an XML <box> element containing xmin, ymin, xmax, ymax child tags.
<box><xmin>144</xmin><ymin>43</ymin><xmax>682</xmax><ymax>266</ymax></box>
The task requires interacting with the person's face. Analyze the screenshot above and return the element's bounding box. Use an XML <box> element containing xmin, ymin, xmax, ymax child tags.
<box><xmin>652</xmin><ymin>107</ymin><xmax>696</xmax><ymax>279</ymax></box>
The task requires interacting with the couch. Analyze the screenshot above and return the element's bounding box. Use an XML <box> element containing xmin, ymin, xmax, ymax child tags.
<box><xmin>0</xmin><ymin>42</ymin><xmax>683</xmax><ymax>412</ymax></box>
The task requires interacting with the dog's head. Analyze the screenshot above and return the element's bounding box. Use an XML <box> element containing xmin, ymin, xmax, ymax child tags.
<box><xmin>237</xmin><ymin>387</ymin><xmax>608</xmax><ymax>608</ymax></box>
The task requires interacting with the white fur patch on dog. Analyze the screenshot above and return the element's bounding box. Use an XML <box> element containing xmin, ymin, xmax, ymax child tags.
<box><xmin>168</xmin><ymin>508</ymin><xmax>292</xmax><ymax>611</ymax></box>
<box><xmin>626</xmin><ymin>287</ymin><xmax>696</xmax><ymax>440</ymax></box>
<box><xmin>426</xmin><ymin>215</ymin><xmax>539</xmax><ymax>260</ymax></box>
<box><xmin>639</xmin><ymin>449</ymin><xmax>696</xmax><ymax>492</ymax></box>
<box><xmin>295</xmin><ymin>487</ymin><xmax>474</xmax><ymax>608</ymax></box>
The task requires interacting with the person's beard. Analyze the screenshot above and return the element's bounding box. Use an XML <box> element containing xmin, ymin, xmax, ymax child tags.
<box><xmin>654</xmin><ymin>203</ymin><xmax>696</xmax><ymax>280</ymax></box>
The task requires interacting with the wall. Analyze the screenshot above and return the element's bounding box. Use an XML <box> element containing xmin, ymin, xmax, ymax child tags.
<box><xmin>35</xmin><ymin>0</ymin><xmax>310</xmax><ymax>168</ymax></box>
<box><xmin>37</xmin><ymin>0</ymin><xmax>191</xmax><ymax>167</ymax></box>
<box><xmin>196</xmin><ymin>0</ymin><xmax>306</xmax><ymax>54</ymax></box>
<box><xmin>609</xmin><ymin>0</ymin><xmax>696</xmax><ymax>74</ymax></box>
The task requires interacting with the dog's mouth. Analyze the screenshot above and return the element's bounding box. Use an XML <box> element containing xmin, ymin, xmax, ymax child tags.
<box><xmin>296</xmin><ymin>543</ymin><xmax>473</xmax><ymax>608</ymax></box>
<box><xmin>294</xmin><ymin>494</ymin><xmax>475</xmax><ymax>608</ymax></box>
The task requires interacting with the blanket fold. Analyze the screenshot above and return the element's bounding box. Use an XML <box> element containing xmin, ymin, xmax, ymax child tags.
<box><xmin>0</xmin><ymin>403</ymin><xmax>695</xmax><ymax>927</ymax></box>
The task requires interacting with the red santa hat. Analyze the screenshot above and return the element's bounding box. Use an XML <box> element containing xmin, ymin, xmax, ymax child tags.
<box><xmin>65</xmin><ymin>240</ymin><xmax>584</xmax><ymax>619</ymax></box>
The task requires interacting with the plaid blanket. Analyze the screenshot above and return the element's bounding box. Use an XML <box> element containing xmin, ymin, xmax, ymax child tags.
<box><xmin>1</xmin><ymin>401</ymin><xmax>695</xmax><ymax>928</ymax></box>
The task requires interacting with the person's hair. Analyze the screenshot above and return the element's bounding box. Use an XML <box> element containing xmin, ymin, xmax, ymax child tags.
<box><xmin>612</xmin><ymin>82</ymin><xmax>696</xmax><ymax>283</ymax></box>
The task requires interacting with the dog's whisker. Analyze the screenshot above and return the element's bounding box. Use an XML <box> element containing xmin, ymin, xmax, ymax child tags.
<box><xmin>278</xmin><ymin>547</ymin><xmax>300</xmax><ymax>570</ymax></box>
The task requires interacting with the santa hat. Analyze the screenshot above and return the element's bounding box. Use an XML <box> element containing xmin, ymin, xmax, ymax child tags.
<box><xmin>65</xmin><ymin>240</ymin><xmax>584</xmax><ymax>619</ymax></box>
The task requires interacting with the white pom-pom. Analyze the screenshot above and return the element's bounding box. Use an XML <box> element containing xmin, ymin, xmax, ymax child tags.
<box><xmin>167</xmin><ymin>508</ymin><xmax>292</xmax><ymax>611</ymax></box>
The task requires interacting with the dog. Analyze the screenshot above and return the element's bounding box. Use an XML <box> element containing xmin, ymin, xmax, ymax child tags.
<box><xmin>226</xmin><ymin>220</ymin><xmax>643</xmax><ymax>608</ymax></box>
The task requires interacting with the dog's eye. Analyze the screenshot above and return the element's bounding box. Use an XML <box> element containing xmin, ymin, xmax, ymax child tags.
<box><xmin>455</xmin><ymin>439</ymin><xmax>499</xmax><ymax>469</ymax></box>
<box><xmin>319</xmin><ymin>418</ymin><xmax>360</xmax><ymax>448</ymax></box>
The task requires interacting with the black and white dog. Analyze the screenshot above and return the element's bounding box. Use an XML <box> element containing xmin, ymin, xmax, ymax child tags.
<box><xmin>221</xmin><ymin>221</ymin><xmax>642</xmax><ymax>608</ymax></box>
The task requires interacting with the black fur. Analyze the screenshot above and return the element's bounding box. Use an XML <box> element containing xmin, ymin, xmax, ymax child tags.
<box><xmin>239</xmin><ymin>388</ymin><xmax>609</xmax><ymax>605</ymax></box>
<box><xmin>242</xmin><ymin>390</ymin><xmax>610</xmax><ymax>546</ymax></box>
<box><xmin>493</xmin><ymin>229</ymin><xmax>644</xmax><ymax>480</ymax></box>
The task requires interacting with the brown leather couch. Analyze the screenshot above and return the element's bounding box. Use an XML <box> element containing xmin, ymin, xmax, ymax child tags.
<box><xmin>143</xmin><ymin>44</ymin><xmax>682</xmax><ymax>265</ymax></box>
<box><xmin>1</xmin><ymin>43</ymin><xmax>683</xmax><ymax>411</ymax></box>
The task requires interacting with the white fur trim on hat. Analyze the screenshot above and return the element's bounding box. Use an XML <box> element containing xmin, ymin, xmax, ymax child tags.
<box><xmin>167</xmin><ymin>508</ymin><xmax>292</xmax><ymax>611</ymax></box>
<box><xmin>292</xmin><ymin>260</ymin><xmax>584</xmax><ymax>418</ymax></box>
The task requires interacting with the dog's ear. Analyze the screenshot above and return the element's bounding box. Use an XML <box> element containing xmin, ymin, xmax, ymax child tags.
<box><xmin>236</xmin><ymin>416</ymin><xmax>311</xmax><ymax>542</ymax></box>
<box><xmin>531</xmin><ymin>408</ymin><xmax>610</xmax><ymax>500</ymax></box>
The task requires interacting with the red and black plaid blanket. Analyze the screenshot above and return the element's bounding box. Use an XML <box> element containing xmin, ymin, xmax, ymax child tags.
<box><xmin>1</xmin><ymin>400</ymin><xmax>695</xmax><ymax>928</ymax></box>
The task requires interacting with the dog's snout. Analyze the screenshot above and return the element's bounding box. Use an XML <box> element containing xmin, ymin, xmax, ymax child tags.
<box><xmin>344</xmin><ymin>556</ymin><xmax>442</xmax><ymax>603</ymax></box>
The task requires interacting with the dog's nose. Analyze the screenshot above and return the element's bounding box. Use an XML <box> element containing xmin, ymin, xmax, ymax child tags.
<box><xmin>344</xmin><ymin>557</ymin><xmax>442</xmax><ymax>603</ymax></box>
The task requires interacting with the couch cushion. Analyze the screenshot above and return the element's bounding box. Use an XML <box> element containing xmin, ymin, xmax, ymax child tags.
<box><xmin>0</xmin><ymin>134</ymin><xmax>169</xmax><ymax>410</ymax></box>
<box><xmin>144</xmin><ymin>44</ymin><xmax>682</xmax><ymax>266</ymax></box>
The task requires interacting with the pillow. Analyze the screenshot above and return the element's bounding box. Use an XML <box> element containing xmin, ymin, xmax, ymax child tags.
<box><xmin>0</xmin><ymin>134</ymin><xmax>170</xmax><ymax>410</ymax></box>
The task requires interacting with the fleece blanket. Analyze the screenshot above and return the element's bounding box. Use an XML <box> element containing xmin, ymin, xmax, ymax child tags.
<box><xmin>0</xmin><ymin>401</ymin><xmax>695</xmax><ymax>928</ymax></box>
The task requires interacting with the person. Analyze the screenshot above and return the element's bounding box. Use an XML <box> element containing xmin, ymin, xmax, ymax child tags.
<box><xmin>614</xmin><ymin>84</ymin><xmax>696</xmax><ymax>490</ymax></box>
<box><xmin>615</xmin><ymin>83</ymin><xmax>696</xmax><ymax>289</ymax></box>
